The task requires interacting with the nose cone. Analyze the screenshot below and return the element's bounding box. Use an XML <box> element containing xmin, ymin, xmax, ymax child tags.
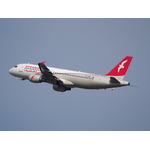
<box><xmin>9</xmin><ymin>68</ymin><xmax>13</xmax><ymax>75</ymax></box>
<box><xmin>9</xmin><ymin>68</ymin><xmax>12</xmax><ymax>74</ymax></box>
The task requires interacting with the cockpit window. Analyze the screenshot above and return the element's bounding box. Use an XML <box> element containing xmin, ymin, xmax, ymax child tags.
<box><xmin>14</xmin><ymin>65</ymin><xmax>18</xmax><ymax>68</ymax></box>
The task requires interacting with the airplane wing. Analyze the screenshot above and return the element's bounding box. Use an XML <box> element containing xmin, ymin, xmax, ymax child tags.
<box><xmin>38</xmin><ymin>62</ymin><xmax>63</xmax><ymax>84</ymax></box>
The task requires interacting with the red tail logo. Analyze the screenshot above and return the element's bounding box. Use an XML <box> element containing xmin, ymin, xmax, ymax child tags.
<box><xmin>118</xmin><ymin>60</ymin><xmax>128</xmax><ymax>73</ymax></box>
<box><xmin>105</xmin><ymin>56</ymin><xmax>133</xmax><ymax>76</ymax></box>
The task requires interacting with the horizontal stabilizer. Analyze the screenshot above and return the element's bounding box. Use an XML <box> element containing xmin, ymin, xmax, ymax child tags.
<box><xmin>110</xmin><ymin>77</ymin><xmax>120</xmax><ymax>83</ymax></box>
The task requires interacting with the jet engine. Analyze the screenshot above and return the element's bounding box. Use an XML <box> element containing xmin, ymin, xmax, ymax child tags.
<box><xmin>53</xmin><ymin>84</ymin><xmax>71</xmax><ymax>92</ymax></box>
<box><xmin>29</xmin><ymin>75</ymin><xmax>43</xmax><ymax>83</ymax></box>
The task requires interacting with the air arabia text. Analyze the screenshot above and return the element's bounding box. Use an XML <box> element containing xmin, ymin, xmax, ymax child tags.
<box><xmin>24</xmin><ymin>66</ymin><xmax>41</xmax><ymax>74</ymax></box>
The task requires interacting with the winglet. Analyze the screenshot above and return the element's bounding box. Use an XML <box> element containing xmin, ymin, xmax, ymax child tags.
<box><xmin>41</xmin><ymin>61</ymin><xmax>46</xmax><ymax>65</ymax></box>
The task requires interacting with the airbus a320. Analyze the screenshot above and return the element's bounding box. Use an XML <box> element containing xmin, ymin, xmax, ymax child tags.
<box><xmin>9</xmin><ymin>56</ymin><xmax>133</xmax><ymax>92</ymax></box>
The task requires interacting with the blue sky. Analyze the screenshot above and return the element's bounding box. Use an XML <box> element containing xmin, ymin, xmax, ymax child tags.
<box><xmin>0</xmin><ymin>18</ymin><xmax>150</xmax><ymax>131</ymax></box>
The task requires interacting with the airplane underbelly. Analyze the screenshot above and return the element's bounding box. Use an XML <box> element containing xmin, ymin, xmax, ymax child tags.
<box><xmin>73</xmin><ymin>79</ymin><xmax>98</xmax><ymax>89</ymax></box>
<box><xmin>56</xmin><ymin>74</ymin><xmax>99</xmax><ymax>89</ymax></box>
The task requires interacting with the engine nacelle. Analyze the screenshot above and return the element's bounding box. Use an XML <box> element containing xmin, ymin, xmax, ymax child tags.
<box><xmin>53</xmin><ymin>84</ymin><xmax>71</xmax><ymax>92</ymax></box>
<box><xmin>29</xmin><ymin>75</ymin><xmax>42</xmax><ymax>83</ymax></box>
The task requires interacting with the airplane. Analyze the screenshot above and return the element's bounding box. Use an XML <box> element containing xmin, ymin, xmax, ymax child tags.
<box><xmin>9</xmin><ymin>56</ymin><xmax>133</xmax><ymax>92</ymax></box>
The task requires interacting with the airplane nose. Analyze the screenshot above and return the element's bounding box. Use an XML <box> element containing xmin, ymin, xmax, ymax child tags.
<box><xmin>9</xmin><ymin>68</ymin><xmax>13</xmax><ymax>75</ymax></box>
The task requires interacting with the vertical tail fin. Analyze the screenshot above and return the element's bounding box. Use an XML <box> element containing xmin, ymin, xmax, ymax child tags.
<box><xmin>105</xmin><ymin>56</ymin><xmax>133</xmax><ymax>80</ymax></box>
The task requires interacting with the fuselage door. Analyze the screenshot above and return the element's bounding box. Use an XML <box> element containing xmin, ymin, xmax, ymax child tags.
<box><xmin>19</xmin><ymin>65</ymin><xmax>24</xmax><ymax>72</ymax></box>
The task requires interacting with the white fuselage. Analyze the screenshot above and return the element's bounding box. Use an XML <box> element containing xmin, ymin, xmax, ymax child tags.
<box><xmin>9</xmin><ymin>63</ymin><xmax>129</xmax><ymax>90</ymax></box>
